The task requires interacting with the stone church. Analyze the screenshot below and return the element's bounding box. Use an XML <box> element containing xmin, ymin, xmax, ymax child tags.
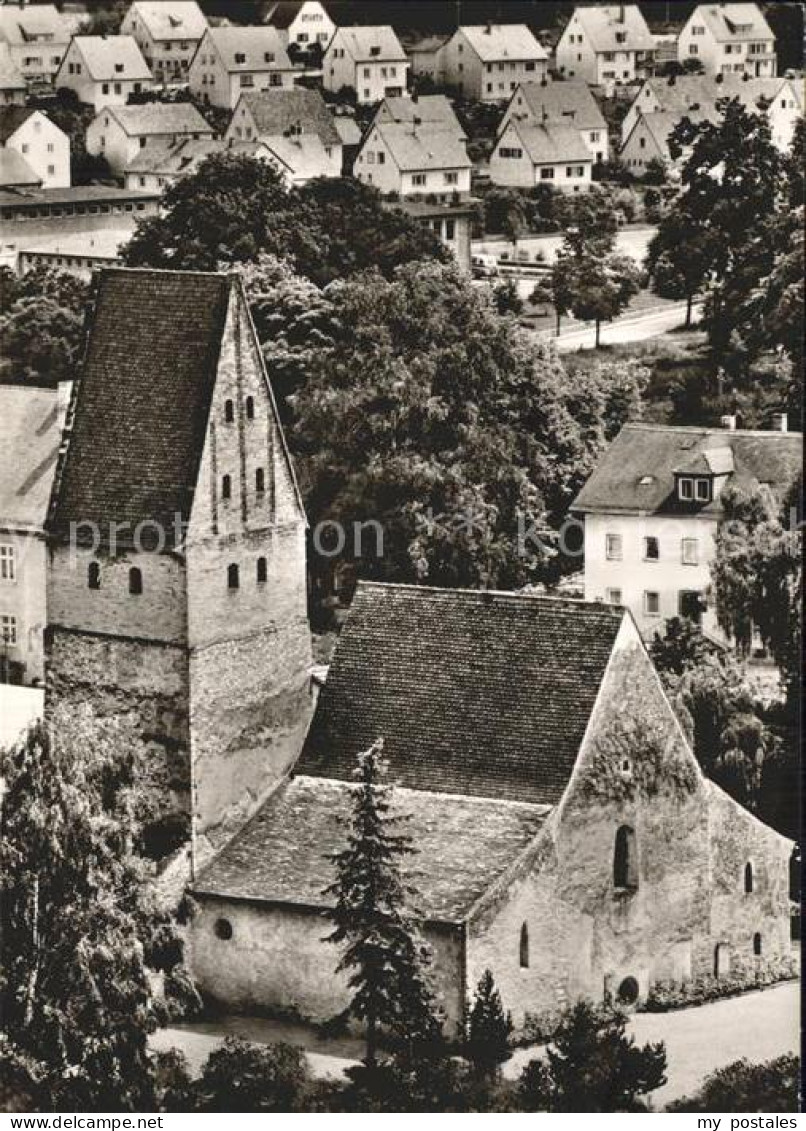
<box><xmin>45</xmin><ymin>268</ymin><xmax>793</xmax><ymax>1035</ymax></box>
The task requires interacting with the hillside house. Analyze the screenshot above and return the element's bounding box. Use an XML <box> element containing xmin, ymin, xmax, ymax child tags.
<box><xmin>323</xmin><ymin>25</ymin><xmax>408</xmax><ymax>104</ymax></box>
<box><xmin>123</xmin><ymin>136</ymin><xmax>223</xmax><ymax>192</ymax></box>
<box><xmin>0</xmin><ymin>107</ymin><xmax>69</xmax><ymax>188</ymax></box>
<box><xmin>354</xmin><ymin>120</ymin><xmax>471</xmax><ymax>199</ymax></box>
<box><xmin>678</xmin><ymin>3</ymin><xmax>776</xmax><ymax>78</ymax></box>
<box><xmin>439</xmin><ymin>24</ymin><xmax>548</xmax><ymax>102</ymax></box>
<box><xmin>0</xmin><ymin>3</ymin><xmax>70</xmax><ymax>88</ymax></box>
<box><xmin>499</xmin><ymin>80</ymin><xmax>609</xmax><ymax>163</ymax></box>
<box><xmin>121</xmin><ymin>1</ymin><xmax>208</xmax><ymax>85</ymax></box>
<box><xmin>55</xmin><ymin>35</ymin><xmax>153</xmax><ymax>111</ymax></box>
<box><xmin>372</xmin><ymin>92</ymin><xmax>464</xmax><ymax>138</ymax></box>
<box><xmin>225</xmin><ymin>87</ymin><xmax>342</xmax><ymax>183</ymax></box>
<box><xmin>86</xmin><ymin>101</ymin><xmax>214</xmax><ymax>177</ymax></box>
<box><xmin>188</xmin><ymin>26</ymin><xmax>296</xmax><ymax>110</ymax></box>
<box><xmin>490</xmin><ymin>120</ymin><xmax>593</xmax><ymax>189</ymax></box>
<box><xmin>264</xmin><ymin>1</ymin><xmax>335</xmax><ymax>51</ymax></box>
<box><xmin>0</xmin><ymin>42</ymin><xmax>26</xmax><ymax>105</ymax></box>
<box><xmin>556</xmin><ymin>5</ymin><xmax>655</xmax><ymax>87</ymax></box>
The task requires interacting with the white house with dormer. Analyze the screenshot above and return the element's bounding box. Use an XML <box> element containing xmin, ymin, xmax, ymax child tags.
<box><xmin>354</xmin><ymin>121</ymin><xmax>471</xmax><ymax>198</ymax></box>
<box><xmin>86</xmin><ymin>101</ymin><xmax>214</xmax><ymax>177</ymax></box>
<box><xmin>121</xmin><ymin>1</ymin><xmax>208</xmax><ymax>85</ymax></box>
<box><xmin>323</xmin><ymin>26</ymin><xmax>408</xmax><ymax>104</ymax></box>
<box><xmin>265</xmin><ymin>2</ymin><xmax>335</xmax><ymax>51</ymax></box>
<box><xmin>499</xmin><ymin>80</ymin><xmax>609</xmax><ymax>163</ymax></box>
<box><xmin>54</xmin><ymin>36</ymin><xmax>153</xmax><ymax>111</ymax></box>
<box><xmin>439</xmin><ymin>24</ymin><xmax>548</xmax><ymax>102</ymax></box>
<box><xmin>0</xmin><ymin>3</ymin><xmax>70</xmax><ymax>88</ymax></box>
<box><xmin>555</xmin><ymin>5</ymin><xmax>655</xmax><ymax>86</ymax></box>
<box><xmin>678</xmin><ymin>4</ymin><xmax>776</xmax><ymax>78</ymax></box>
<box><xmin>0</xmin><ymin>107</ymin><xmax>69</xmax><ymax>187</ymax></box>
<box><xmin>188</xmin><ymin>26</ymin><xmax>295</xmax><ymax>109</ymax></box>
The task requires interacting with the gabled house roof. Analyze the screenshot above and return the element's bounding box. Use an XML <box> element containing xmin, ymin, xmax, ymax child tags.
<box><xmin>507</xmin><ymin>80</ymin><xmax>606</xmax><ymax>132</ymax></box>
<box><xmin>238</xmin><ymin>87</ymin><xmax>341</xmax><ymax>147</ymax></box>
<box><xmin>370</xmin><ymin>121</ymin><xmax>469</xmax><ymax>171</ymax></box>
<box><xmin>570</xmin><ymin>4</ymin><xmax>655</xmax><ymax>52</ymax></box>
<box><xmin>263</xmin><ymin>1</ymin><xmax>330</xmax><ymax>31</ymax></box>
<box><xmin>0</xmin><ymin>105</ymin><xmax>37</xmax><ymax>143</ymax></box>
<box><xmin>572</xmin><ymin>423</ymin><xmax>802</xmax><ymax>516</ymax></box>
<box><xmin>0</xmin><ymin>3</ymin><xmax>69</xmax><ymax>47</ymax></box>
<box><xmin>254</xmin><ymin>132</ymin><xmax>336</xmax><ymax>179</ymax></box>
<box><xmin>459</xmin><ymin>23</ymin><xmax>547</xmax><ymax>63</ymax></box>
<box><xmin>633</xmin><ymin>74</ymin><xmax>798</xmax><ymax>118</ymax></box>
<box><xmin>99</xmin><ymin>101</ymin><xmax>213</xmax><ymax>138</ymax></box>
<box><xmin>691</xmin><ymin>2</ymin><xmax>774</xmax><ymax>42</ymax></box>
<box><xmin>0</xmin><ymin>148</ymin><xmax>40</xmax><ymax>187</ymax></box>
<box><xmin>0</xmin><ymin>387</ymin><xmax>60</xmax><ymax>532</ymax></box>
<box><xmin>375</xmin><ymin>93</ymin><xmax>464</xmax><ymax>137</ymax></box>
<box><xmin>127</xmin><ymin>1</ymin><xmax>208</xmax><ymax>42</ymax></box>
<box><xmin>332</xmin><ymin>25</ymin><xmax>407</xmax><ymax>63</ymax></box>
<box><xmin>203</xmin><ymin>26</ymin><xmax>293</xmax><ymax>73</ymax></box>
<box><xmin>194</xmin><ymin>775</ymin><xmax>551</xmax><ymax>923</ymax></box>
<box><xmin>332</xmin><ymin>114</ymin><xmax>361</xmax><ymax>146</ymax></box>
<box><xmin>69</xmin><ymin>36</ymin><xmax>153</xmax><ymax>82</ymax></box>
<box><xmin>506</xmin><ymin>120</ymin><xmax>593</xmax><ymax>165</ymax></box>
<box><xmin>125</xmin><ymin>136</ymin><xmax>222</xmax><ymax>176</ymax></box>
<box><xmin>0</xmin><ymin>42</ymin><xmax>26</xmax><ymax>91</ymax></box>
<box><xmin>298</xmin><ymin>582</ymin><xmax>625</xmax><ymax>807</ymax></box>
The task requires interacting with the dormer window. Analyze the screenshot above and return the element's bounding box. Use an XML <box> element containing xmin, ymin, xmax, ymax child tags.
<box><xmin>114</xmin><ymin>63</ymin><xmax>124</xmax><ymax>73</ymax></box>
<box><xmin>695</xmin><ymin>478</ymin><xmax>711</xmax><ymax>502</ymax></box>
<box><xmin>677</xmin><ymin>476</ymin><xmax>712</xmax><ymax>503</ymax></box>
<box><xmin>264</xmin><ymin>52</ymin><xmax>274</xmax><ymax>63</ymax></box>
<box><xmin>235</xmin><ymin>52</ymin><xmax>246</xmax><ymax>64</ymax></box>
<box><xmin>369</xmin><ymin>45</ymin><xmax>381</xmax><ymax>56</ymax></box>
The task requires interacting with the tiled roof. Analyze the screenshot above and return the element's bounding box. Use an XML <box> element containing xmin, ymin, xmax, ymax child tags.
<box><xmin>0</xmin><ymin>106</ymin><xmax>35</xmax><ymax>144</ymax></box>
<box><xmin>0</xmin><ymin>387</ymin><xmax>59</xmax><ymax>531</ymax></box>
<box><xmin>239</xmin><ymin>87</ymin><xmax>341</xmax><ymax>147</ymax></box>
<box><xmin>194</xmin><ymin>775</ymin><xmax>551</xmax><ymax>922</ymax></box>
<box><xmin>694</xmin><ymin>3</ymin><xmax>774</xmax><ymax>42</ymax></box>
<box><xmin>262</xmin><ymin>1</ymin><xmax>308</xmax><ymax>30</ymax></box>
<box><xmin>460</xmin><ymin>24</ymin><xmax>547</xmax><ymax>63</ymax></box>
<box><xmin>0</xmin><ymin>3</ymin><xmax>69</xmax><ymax>47</ymax></box>
<box><xmin>47</xmin><ymin>269</ymin><xmax>233</xmax><ymax>546</ymax></box>
<box><xmin>0</xmin><ymin>42</ymin><xmax>25</xmax><ymax>91</ymax></box>
<box><xmin>206</xmin><ymin>26</ymin><xmax>293</xmax><ymax>72</ymax></box>
<box><xmin>0</xmin><ymin>185</ymin><xmax>159</xmax><ymax>207</ymax></box>
<box><xmin>260</xmin><ymin>133</ymin><xmax>336</xmax><ymax>179</ymax></box>
<box><xmin>371</xmin><ymin>122</ymin><xmax>470</xmax><ymax>171</ymax></box>
<box><xmin>377</xmin><ymin>93</ymin><xmax>464</xmax><ymax>136</ymax></box>
<box><xmin>332</xmin><ymin>115</ymin><xmax>361</xmax><ymax>146</ymax></box>
<box><xmin>124</xmin><ymin>136</ymin><xmax>222</xmax><ymax>175</ymax></box>
<box><xmin>71</xmin><ymin>36</ymin><xmax>153</xmax><ymax>81</ymax></box>
<box><xmin>128</xmin><ymin>1</ymin><xmax>207</xmax><ymax>42</ymax></box>
<box><xmin>334</xmin><ymin>25</ymin><xmax>406</xmax><ymax>63</ymax></box>
<box><xmin>572</xmin><ymin>5</ymin><xmax>655</xmax><ymax>52</ymax></box>
<box><xmin>299</xmin><ymin>583</ymin><xmax>624</xmax><ymax>807</ymax></box>
<box><xmin>512</xmin><ymin>80</ymin><xmax>606</xmax><ymax>132</ymax></box>
<box><xmin>104</xmin><ymin>101</ymin><xmax>213</xmax><ymax>137</ymax></box>
<box><xmin>572</xmin><ymin>423</ymin><xmax>803</xmax><ymax>516</ymax></box>
<box><xmin>0</xmin><ymin>148</ymin><xmax>40</xmax><ymax>187</ymax></box>
<box><xmin>509</xmin><ymin>121</ymin><xmax>593</xmax><ymax>164</ymax></box>
<box><xmin>637</xmin><ymin>74</ymin><xmax>795</xmax><ymax>117</ymax></box>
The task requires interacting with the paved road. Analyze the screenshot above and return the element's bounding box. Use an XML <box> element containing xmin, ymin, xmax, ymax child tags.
<box><xmin>152</xmin><ymin>980</ymin><xmax>798</xmax><ymax>1109</ymax></box>
<box><xmin>473</xmin><ymin>225</ymin><xmax>657</xmax><ymax>267</ymax></box>
<box><xmin>546</xmin><ymin>301</ymin><xmax>701</xmax><ymax>353</ymax></box>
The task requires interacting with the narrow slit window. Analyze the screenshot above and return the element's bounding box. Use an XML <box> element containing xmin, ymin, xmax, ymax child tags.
<box><xmin>129</xmin><ymin>567</ymin><xmax>143</xmax><ymax>595</ymax></box>
<box><xmin>224</xmin><ymin>399</ymin><xmax>234</xmax><ymax>423</ymax></box>
<box><xmin>257</xmin><ymin>556</ymin><xmax>268</xmax><ymax>584</ymax></box>
<box><xmin>255</xmin><ymin>467</ymin><xmax>265</xmax><ymax>493</ymax></box>
<box><xmin>222</xmin><ymin>474</ymin><xmax>232</xmax><ymax>500</ymax></box>
<box><xmin>519</xmin><ymin>922</ymin><xmax>529</xmax><ymax>968</ymax></box>
<box><xmin>227</xmin><ymin>563</ymin><xmax>239</xmax><ymax>590</ymax></box>
<box><xmin>88</xmin><ymin>561</ymin><xmax>101</xmax><ymax>589</ymax></box>
<box><xmin>246</xmin><ymin>396</ymin><xmax>255</xmax><ymax>420</ymax></box>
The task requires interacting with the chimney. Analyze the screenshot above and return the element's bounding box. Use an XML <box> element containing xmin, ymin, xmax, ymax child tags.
<box><xmin>720</xmin><ymin>413</ymin><xmax>737</xmax><ymax>431</ymax></box>
<box><xmin>617</xmin><ymin>4</ymin><xmax>626</xmax><ymax>23</ymax></box>
<box><xmin>485</xmin><ymin>21</ymin><xmax>492</xmax><ymax>34</ymax></box>
<box><xmin>771</xmin><ymin>412</ymin><xmax>788</xmax><ymax>432</ymax></box>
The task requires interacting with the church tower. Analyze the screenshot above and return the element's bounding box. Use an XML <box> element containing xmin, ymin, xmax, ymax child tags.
<box><xmin>46</xmin><ymin>268</ymin><xmax>313</xmax><ymax>869</ymax></box>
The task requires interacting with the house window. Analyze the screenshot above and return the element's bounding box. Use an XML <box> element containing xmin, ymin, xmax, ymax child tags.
<box><xmin>234</xmin><ymin>52</ymin><xmax>246</xmax><ymax>63</ymax></box>
<box><xmin>445</xmin><ymin>219</ymin><xmax>455</xmax><ymax>239</ymax></box>
<box><xmin>605</xmin><ymin>588</ymin><xmax>622</xmax><ymax>605</ymax></box>
<box><xmin>605</xmin><ymin>533</ymin><xmax>622</xmax><ymax>560</ymax></box>
<box><xmin>444</xmin><ymin>171</ymin><xmax>459</xmax><ymax>185</ymax></box>
<box><xmin>0</xmin><ymin>614</ymin><xmax>17</xmax><ymax>645</ymax></box>
<box><xmin>643</xmin><ymin>536</ymin><xmax>659</xmax><ymax>561</ymax></box>
<box><xmin>540</xmin><ymin>166</ymin><xmax>554</xmax><ymax>179</ymax></box>
<box><xmin>681</xmin><ymin>538</ymin><xmax>698</xmax><ymax>565</ymax></box>
<box><xmin>88</xmin><ymin>561</ymin><xmax>101</xmax><ymax>590</ymax></box>
<box><xmin>224</xmin><ymin>399</ymin><xmax>234</xmax><ymax>422</ymax></box>
<box><xmin>227</xmin><ymin>563</ymin><xmax>239</xmax><ymax>590</ymax></box>
<box><xmin>0</xmin><ymin>545</ymin><xmax>16</xmax><ymax>581</ymax></box>
<box><xmin>214</xmin><ymin>917</ymin><xmax>233</xmax><ymax>940</ymax></box>
<box><xmin>695</xmin><ymin>478</ymin><xmax>711</xmax><ymax>502</ymax></box>
<box><xmin>678</xmin><ymin>477</ymin><xmax>694</xmax><ymax>501</ymax></box>
<box><xmin>257</xmin><ymin>556</ymin><xmax>268</xmax><ymax>584</ymax></box>
<box><xmin>679</xmin><ymin>590</ymin><xmax>703</xmax><ymax>624</ymax></box>
<box><xmin>614</xmin><ymin>825</ymin><xmax>638</xmax><ymax>890</ymax></box>
<box><xmin>221</xmin><ymin>474</ymin><xmax>232</xmax><ymax>500</ymax></box>
<box><xmin>744</xmin><ymin>862</ymin><xmax>754</xmax><ymax>893</ymax></box>
<box><xmin>377</xmin><ymin>151</ymin><xmax>385</xmax><ymax>164</ymax></box>
<box><xmin>246</xmin><ymin>396</ymin><xmax>255</xmax><ymax>419</ymax></box>
<box><xmin>692</xmin><ymin>25</ymin><xmax>705</xmax><ymax>35</ymax></box>
<box><xmin>643</xmin><ymin>591</ymin><xmax>660</xmax><ymax>616</ymax></box>
<box><xmin>255</xmin><ymin>467</ymin><xmax>265</xmax><ymax>493</ymax></box>
<box><xmin>519</xmin><ymin>922</ymin><xmax>529</xmax><ymax>968</ymax></box>
<box><xmin>412</xmin><ymin>173</ymin><xmax>426</xmax><ymax>186</ymax></box>
<box><xmin>129</xmin><ymin>566</ymin><xmax>143</xmax><ymax>595</ymax></box>
<box><xmin>753</xmin><ymin>932</ymin><xmax>762</xmax><ymax>956</ymax></box>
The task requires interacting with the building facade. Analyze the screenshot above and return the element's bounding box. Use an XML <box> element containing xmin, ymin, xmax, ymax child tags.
<box><xmin>86</xmin><ymin>101</ymin><xmax>213</xmax><ymax>177</ymax></box>
<box><xmin>54</xmin><ymin>36</ymin><xmax>153</xmax><ymax>111</ymax></box>
<box><xmin>121</xmin><ymin>1</ymin><xmax>208</xmax><ymax>85</ymax></box>
<box><xmin>555</xmin><ymin>5</ymin><xmax>655</xmax><ymax>87</ymax></box>
<box><xmin>0</xmin><ymin>108</ymin><xmax>70</xmax><ymax>188</ymax></box>
<box><xmin>489</xmin><ymin>121</ymin><xmax>593</xmax><ymax>189</ymax></box>
<box><xmin>323</xmin><ymin>26</ymin><xmax>409</xmax><ymax>104</ymax></box>
<box><xmin>354</xmin><ymin>120</ymin><xmax>471</xmax><ymax>198</ymax></box>
<box><xmin>499</xmin><ymin>80</ymin><xmax>609</xmax><ymax>164</ymax></box>
<box><xmin>678</xmin><ymin>3</ymin><xmax>776</xmax><ymax>78</ymax></box>
<box><xmin>439</xmin><ymin>24</ymin><xmax>548</xmax><ymax>102</ymax></box>
<box><xmin>225</xmin><ymin>87</ymin><xmax>342</xmax><ymax>183</ymax></box>
<box><xmin>0</xmin><ymin>3</ymin><xmax>69</xmax><ymax>88</ymax></box>
<box><xmin>188</xmin><ymin>26</ymin><xmax>296</xmax><ymax>110</ymax></box>
<box><xmin>0</xmin><ymin>41</ymin><xmax>27</xmax><ymax>105</ymax></box>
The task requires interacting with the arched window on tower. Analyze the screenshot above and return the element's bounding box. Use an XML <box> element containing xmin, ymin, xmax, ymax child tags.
<box><xmin>221</xmin><ymin>474</ymin><xmax>231</xmax><ymax>500</ymax></box>
<box><xmin>753</xmin><ymin>932</ymin><xmax>762</xmax><ymax>956</ymax></box>
<box><xmin>88</xmin><ymin>561</ymin><xmax>101</xmax><ymax>590</ymax></box>
<box><xmin>246</xmin><ymin>396</ymin><xmax>255</xmax><ymax>420</ymax></box>
<box><xmin>129</xmin><ymin>566</ymin><xmax>143</xmax><ymax>595</ymax></box>
<box><xmin>614</xmin><ymin>825</ymin><xmax>638</xmax><ymax>891</ymax></box>
<box><xmin>256</xmin><ymin>556</ymin><xmax>267</xmax><ymax>584</ymax></box>
<box><xmin>255</xmin><ymin>467</ymin><xmax>265</xmax><ymax>494</ymax></box>
<box><xmin>744</xmin><ymin>861</ymin><xmax>754</xmax><ymax>893</ymax></box>
<box><xmin>224</xmin><ymin>399</ymin><xmax>234</xmax><ymax>423</ymax></box>
<box><xmin>519</xmin><ymin>922</ymin><xmax>529</xmax><ymax>968</ymax></box>
<box><xmin>227</xmin><ymin>563</ymin><xmax>239</xmax><ymax>590</ymax></box>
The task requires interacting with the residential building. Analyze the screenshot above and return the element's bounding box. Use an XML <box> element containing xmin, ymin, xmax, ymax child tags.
<box><xmin>188</xmin><ymin>26</ymin><xmax>296</xmax><ymax>110</ymax></box>
<box><xmin>45</xmin><ymin>268</ymin><xmax>313</xmax><ymax>869</ymax></box>
<box><xmin>489</xmin><ymin>120</ymin><xmax>593</xmax><ymax>189</ymax></box>
<box><xmin>0</xmin><ymin>386</ymin><xmax>61</xmax><ymax>686</ymax></box>
<box><xmin>621</xmin><ymin>75</ymin><xmax>802</xmax><ymax>169</ymax></box>
<box><xmin>123</xmin><ymin>136</ymin><xmax>223</xmax><ymax>192</ymax></box>
<box><xmin>404</xmin><ymin>33</ymin><xmax>448</xmax><ymax>84</ymax></box>
<box><xmin>54</xmin><ymin>35</ymin><xmax>153</xmax><ymax>112</ymax></box>
<box><xmin>225</xmin><ymin>87</ymin><xmax>342</xmax><ymax>183</ymax></box>
<box><xmin>121</xmin><ymin>1</ymin><xmax>208</xmax><ymax>85</ymax></box>
<box><xmin>572</xmin><ymin>422</ymin><xmax>802</xmax><ymax>640</ymax></box>
<box><xmin>0</xmin><ymin>41</ymin><xmax>26</xmax><ymax>105</ymax></box>
<box><xmin>18</xmin><ymin>229</ymin><xmax>124</xmax><ymax>278</ymax></box>
<box><xmin>0</xmin><ymin>148</ymin><xmax>41</xmax><ymax>189</ymax></box>
<box><xmin>678</xmin><ymin>3</ymin><xmax>776</xmax><ymax>78</ymax></box>
<box><xmin>499</xmin><ymin>80</ymin><xmax>609</xmax><ymax>164</ymax></box>
<box><xmin>264</xmin><ymin>1</ymin><xmax>335</xmax><ymax>51</ymax></box>
<box><xmin>555</xmin><ymin>5</ymin><xmax>655</xmax><ymax>86</ymax></box>
<box><xmin>389</xmin><ymin>195</ymin><xmax>476</xmax><ymax>273</ymax></box>
<box><xmin>354</xmin><ymin>121</ymin><xmax>471</xmax><ymax>199</ymax></box>
<box><xmin>86</xmin><ymin>101</ymin><xmax>214</xmax><ymax>177</ymax></box>
<box><xmin>323</xmin><ymin>25</ymin><xmax>408</xmax><ymax>104</ymax></box>
<box><xmin>439</xmin><ymin>24</ymin><xmax>548</xmax><ymax>102</ymax></box>
<box><xmin>0</xmin><ymin>107</ymin><xmax>70</xmax><ymax>188</ymax></box>
<box><xmin>372</xmin><ymin>92</ymin><xmax>464</xmax><ymax>138</ymax></box>
<box><xmin>187</xmin><ymin>582</ymin><xmax>793</xmax><ymax>1033</ymax></box>
<box><xmin>0</xmin><ymin>3</ymin><xmax>70</xmax><ymax>88</ymax></box>
<box><xmin>331</xmin><ymin>111</ymin><xmax>361</xmax><ymax>173</ymax></box>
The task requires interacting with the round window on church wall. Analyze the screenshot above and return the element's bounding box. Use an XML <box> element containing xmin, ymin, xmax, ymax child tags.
<box><xmin>214</xmin><ymin>917</ymin><xmax>234</xmax><ymax>941</ymax></box>
<box><xmin>617</xmin><ymin>976</ymin><xmax>639</xmax><ymax>1006</ymax></box>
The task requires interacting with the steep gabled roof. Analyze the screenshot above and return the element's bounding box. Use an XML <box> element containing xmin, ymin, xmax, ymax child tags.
<box><xmin>127</xmin><ymin>1</ymin><xmax>208</xmax><ymax>42</ymax></box>
<box><xmin>0</xmin><ymin>3</ymin><xmax>69</xmax><ymax>47</ymax></box>
<box><xmin>71</xmin><ymin>35</ymin><xmax>153</xmax><ymax>81</ymax></box>
<box><xmin>124</xmin><ymin>136</ymin><xmax>222</xmax><ymax>176</ymax></box>
<box><xmin>692</xmin><ymin>3</ymin><xmax>774</xmax><ymax>42</ymax></box>
<box><xmin>509</xmin><ymin>120</ymin><xmax>593</xmax><ymax>164</ymax></box>
<box><xmin>298</xmin><ymin>583</ymin><xmax>625</xmax><ymax>807</ymax></box>
<box><xmin>376</xmin><ymin>93</ymin><xmax>464</xmax><ymax>137</ymax></box>
<box><xmin>571</xmin><ymin>5</ymin><xmax>655</xmax><ymax>52</ymax></box>
<box><xmin>510</xmin><ymin>80</ymin><xmax>606</xmax><ymax>132</ymax></box>
<box><xmin>0</xmin><ymin>387</ymin><xmax>59</xmax><ymax>532</ymax></box>
<box><xmin>0</xmin><ymin>148</ymin><xmax>40</xmax><ymax>187</ymax></box>
<box><xmin>460</xmin><ymin>23</ymin><xmax>547</xmax><ymax>63</ymax></box>
<box><xmin>102</xmin><ymin>101</ymin><xmax>213</xmax><ymax>138</ymax></box>
<box><xmin>205</xmin><ymin>26</ymin><xmax>293</xmax><ymax>73</ymax></box>
<box><xmin>572</xmin><ymin>423</ymin><xmax>803</xmax><ymax>516</ymax></box>
<box><xmin>332</xmin><ymin>114</ymin><xmax>361</xmax><ymax>146</ymax></box>
<box><xmin>371</xmin><ymin>121</ymin><xmax>469</xmax><ymax>171</ymax></box>
<box><xmin>239</xmin><ymin>87</ymin><xmax>340</xmax><ymax>147</ymax></box>
<box><xmin>636</xmin><ymin>74</ymin><xmax>794</xmax><ymax>117</ymax></box>
<box><xmin>194</xmin><ymin>775</ymin><xmax>551</xmax><ymax>923</ymax></box>
<box><xmin>334</xmin><ymin>25</ymin><xmax>406</xmax><ymax>63</ymax></box>
<box><xmin>0</xmin><ymin>42</ymin><xmax>26</xmax><ymax>91</ymax></box>
<box><xmin>258</xmin><ymin>132</ymin><xmax>335</xmax><ymax>178</ymax></box>
<box><xmin>47</xmin><ymin>268</ymin><xmax>234</xmax><ymax>546</ymax></box>
<box><xmin>0</xmin><ymin>105</ymin><xmax>35</xmax><ymax>143</ymax></box>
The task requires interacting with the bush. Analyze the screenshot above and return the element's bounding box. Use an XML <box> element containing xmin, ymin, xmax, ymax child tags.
<box><xmin>643</xmin><ymin>954</ymin><xmax>798</xmax><ymax>1013</ymax></box>
<box><xmin>667</xmin><ymin>1055</ymin><xmax>799</xmax><ymax>1112</ymax></box>
<box><xmin>193</xmin><ymin>1037</ymin><xmax>313</xmax><ymax>1112</ymax></box>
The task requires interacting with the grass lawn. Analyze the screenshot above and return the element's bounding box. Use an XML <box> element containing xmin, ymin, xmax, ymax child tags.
<box><xmin>519</xmin><ymin>287</ymin><xmax>687</xmax><ymax>336</ymax></box>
